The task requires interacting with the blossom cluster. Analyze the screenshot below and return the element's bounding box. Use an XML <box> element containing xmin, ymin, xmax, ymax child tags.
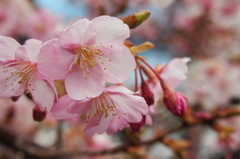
<box><xmin>0</xmin><ymin>15</ymin><xmax>189</xmax><ymax>136</ymax></box>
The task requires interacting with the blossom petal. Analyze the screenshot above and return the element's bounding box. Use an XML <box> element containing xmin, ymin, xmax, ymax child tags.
<box><xmin>50</xmin><ymin>95</ymin><xmax>79</xmax><ymax>119</ymax></box>
<box><xmin>110</xmin><ymin>93</ymin><xmax>148</xmax><ymax>123</ymax></box>
<box><xmin>31</xmin><ymin>78</ymin><xmax>56</xmax><ymax>111</ymax></box>
<box><xmin>67</xmin><ymin>98</ymin><xmax>92</xmax><ymax>115</ymax></box>
<box><xmin>106</xmin><ymin>85</ymin><xmax>134</xmax><ymax>95</ymax></box>
<box><xmin>15</xmin><ymin>39</ymin><xmax>42</xmax><ymax>64</ymax></box>
<box><xmin>65</xmin><ymin>66</ymin><xmax>104</xmax><ymax>100</ymax></box>
<box><xmin>59</xmin><ymin>19</ymin><xmax>97</xmax><ymax>49</ymax></box>
<box><xmin>100</xmin><ymin>47</ymin><xmax>136</xmax><ymax>83</ymax></box>
<box><xmin>92</xmin><ymin>15</ymin><xmax>130</xmax><ymax>44</ymax></box>
<box><xmin>37</xmin><ymin>39</ymin><xmax>75</xmax><ymax>80</ymax></box>
<box><xmin>0</xmin><ymin>35</ymin><xmax>20</xmax><ymax>62</ymax></box>
<box><xmin>84</xmin><ymin>113</ymin><xmax>114</xmax><ymax>136</ymax></box>
<box><xmin>161</xmin><ymin>57</ymin><xmax>191</xmax><ymax>88</ymax></box>
<box><xmin>0</xmin><ymin>64</ymin><xmax>26</xmax><ymax>97</ymax></box>
<box><xmin>106</xmin><ymin>117</ymin><xmax>128</xmax><ymax>134</ymax></box>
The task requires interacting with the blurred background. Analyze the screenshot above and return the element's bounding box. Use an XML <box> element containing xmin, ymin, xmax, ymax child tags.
<box><xmin>0</xmin><ymin>0</ymin><xmax>240</xmax><ymax>158</ymax></box>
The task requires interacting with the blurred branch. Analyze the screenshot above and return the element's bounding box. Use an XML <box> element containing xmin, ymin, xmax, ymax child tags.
<box><xmin>0</xmin><ymin>107</ymin><xmax>240</xmax><ymax>158</ymax></box>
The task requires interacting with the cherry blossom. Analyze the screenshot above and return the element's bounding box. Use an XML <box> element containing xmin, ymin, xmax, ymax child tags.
<box><xmin>51</xmin><ymin>86</ymin><xmax>148</xmax><ymax>136</ymax></box>
<box><xmin>0</xmin><ymin>35</ymin><xmax>57</xmax><ymax>111</ymax></box>
<box><xmin>37</xmin><ymin>15</ymin><xmax>136</xmax><ymax>100</ymax></box>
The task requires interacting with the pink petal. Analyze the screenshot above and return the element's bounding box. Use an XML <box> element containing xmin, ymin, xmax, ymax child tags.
<box><xmin>67</xmin><ymin>98</ymin><xmax>92</xmax><ymax>114</ymax></box>
<box><xmin>106</xmin><ymin>85</ymin><xmax>134</xmax><ymax>95</ymax></box>
<box><xmin>50</xmin><ymin>95</ymin><xmax>79</xmax><ymax>119</ymax></box>
<box><xmin>109</xmin><ymin>93</ymin><xmax>148</xmax><ymax>123</ymax></box>
<box><xmin>0</xmin><ymin>64</ymin><xmax>26</xmax><ymax>97</ymax></box>
<box><xmin>161</xmin><ymin>57</ymin><xmax>191</xmax><ymax>88</ymax></box>
<box><xmin>37</xmin><ymin>39</ymin><xmax>75</xmax><ymax>80</ymax></box>
<box><xmin>84</xmin><ymin>113</ymin><xmax>114</xmax><ymax>136</ymax></box>
<box><xmin>106</xmin><ymin>117</ymin><xmax>128</xmax><ymax>134</ymax></box>
<box><xmin>100</xmin><ymin>46</ymin><xmax>136</xmax><ymax>83</ymax></box>
<box><xmin>65</xmin><ymin>66</ymin><xmax>104</xmax><ymax>100</ymax></box>
<box><xmin>92</xmin><ymin>15</ymin><xmax>130</xmax><ymax>44</ymax></box>
<box><xmin>0</xmin><ymin>35</ymin><xmax>20</xmax><ymax>62</ymax></box>
<box><xmin>15</xmin><ymin>39</ymin><xmax>42</xmax><ymax>64</ymax></box>
<box><xmin>31</xmin><ymin>78</ymin><xmax>56</xmax><ymax>111</ymax></box>
<box><xmin>59</xmin><ymin>19</ymin><xmax>97</xmax><ymax>49</ymax></box>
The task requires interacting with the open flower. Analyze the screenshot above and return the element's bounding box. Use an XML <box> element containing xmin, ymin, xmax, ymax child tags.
<box><xmin>37</xmin><ymin>15</ymin><xmax>136</xmax><ymax>100</ymax></box>
<box><xmin>51</xmin><ymin>86</ymin><xmax>148</xmax><ymax>136</ymax></box>
<box><xmin>0</xmin><ymin>35</ymin><xmax>57</xmax><ymax>111</ymax></box>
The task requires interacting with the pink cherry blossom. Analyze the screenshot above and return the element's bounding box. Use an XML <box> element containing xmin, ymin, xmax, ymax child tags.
<box><xmin>24</xmin><ymin>10</ymin><xmax>60</xmax><ymax>42</ymax></box>
<box><xmin>0</xmin><ymin>35</ymin><xmax>57</xmax><ymax>111</ymax></box>
<box><xmin>51</xmin><ymin>86</ymin><xmax>148</xmax><ymax>136</ymax></box>
<box><xmin>37</xmin><ymin>15</ymin><xmax>136</xmax><ymax>100</ymax></box>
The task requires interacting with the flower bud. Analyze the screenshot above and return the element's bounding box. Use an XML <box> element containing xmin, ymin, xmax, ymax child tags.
<box><xmin>120</xmin><ymin>11</ymin><xmax>151</xmax><ymax>29</ymax></box>
<box><xmin>10</xmin><ymin>96</ymin><xmax>21</xmax><ymax>102</ymax></box>
<box><xmin>33</xmin><ymin>105</ymin><xmax>46</xmax><ymax>122</ymax></box>
<box><xmin>130</xmin><ymin>115</ymin><xmax>146</xmax><ymax>132</ymax></box>
<box><xmin>159</xmin><ymin>77</ymin><xmax>188</xmax><ymax>116</ymax></box>
<box><xmin>163</xmin><ymin>91</ymin><xmax>188</xmax><ymax>116</ymax></box>
<box><xmin>141</xmin><ymin>80</ymin><xmax>154</xmax><ymax>106</ymax></box>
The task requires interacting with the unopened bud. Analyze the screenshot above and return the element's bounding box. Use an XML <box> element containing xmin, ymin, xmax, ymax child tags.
<box><xmin>163</xmin><ymin>91</ymin><xmax>188</xmax><ymax>116</ymax></box>
<box><xmin>130</xmin><ymin>115</ymin><xmax>146</xmax><ymax>132</ymax></box>
<box><xmin>11</xmin><ymin>96</ymin><xmax>21</xmax><ymax>102</ymax></box>
<box><xmin>33</xmin><ymin>106</ymin><xmax>46</xmax><ymax>122</ymax></box>
<box><xmin>120</xmin><ymin>11</ymin><xmax>151</xmax><ymax>29</ymax></box>
<box><xmin>159</xmin><ymin>77</ymin><xmax>188</xmax><ymax>116</ymax></box>
<box><xmin>141</xmin><ymin>81</ymin><xmax>154</xmax><ymax>106</ymax></box>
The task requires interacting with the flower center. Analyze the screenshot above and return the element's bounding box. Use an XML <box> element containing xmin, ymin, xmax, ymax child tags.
<box><xmin>2</xmin><ymin>62</ymin><xmax>37</xmax><ymax>92</ymax></box>
<box><xmin>69</xmin><ymin>46</ymin><xmax>111</xmax><ymax>79</ymax></box>
<box><xmin>80</xmin><ymin>93</ymin><xmax>126</xmax><ymax>125</ymax></box>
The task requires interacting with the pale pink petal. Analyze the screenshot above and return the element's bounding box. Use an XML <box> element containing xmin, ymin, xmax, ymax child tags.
<box><xmin>37</xmin><ymin>39</ymin><xmax>75</xmax><ymax>80</ymax></box>
<box><xmin>31</xmin><ymin>78</ymin><xmax>56</xmax><ymax>111</ymax></box>
<box><xmin>106</xmin><ymin>117</ymin><xmax>128</xmax><ymax>134</ymax></box>
<box><xmin>59</xmin><ymin>19</ymin><xmax>97</xmax><ymax>49</ymax></box>
<box><xmin>65</xmin><ymin>66</ymin><xmax>104</xmax><ymax>100</ymax></box>
<box><xmin>0</xmin><ymin>35</ymin><xmax>20</xmax><ymax>62</ymax></box>
<box><xmin>100</xmin><ymin>47</ymin><xmax>136</xmax><ymax>83</ymax></box>
<box><xmin>0</xmin><ymin>64</ymin><xmax>26</xmax><ymax>97</ymax></box>
<box><xmin>92</xmin><ymin>15</ymin><xmax>130</xmax><ymax>44</ymax></box>
<box><xmin>50</xmin><ymin>95</ymin><xmax>79</xmax><ymax>119</ymax></box>
<box><xmin>84</xmin><ymin>113</ymin><xmax>114</xmax><ymax>136</ymax></box>
<box><xmin>109</xmin><ymin>93</ymin><xmax>148</xmax><ymax>123</ymax></box>
<box><xmin>15</xmin><ymin>39</ymin><xmax>42</xmax><ymax>64</ymax></box>
<box><xmin>106</xmin><ymin>85</ymin><xmax>134</xmax><ymax>95</ymax></box>
<box><xmin>67</xmin><ymin>98</ymin><xmax>92</xmax><ymax>114</ymax></box>
<box><xmin>145</xmin><ymin>114</ymin><xmax>153</xmax><ymax>125</ymax></box>
<box><xmin>161</xmin><ymin>57</ymin><xmax>191</xmax><ymax>88</ymax></box>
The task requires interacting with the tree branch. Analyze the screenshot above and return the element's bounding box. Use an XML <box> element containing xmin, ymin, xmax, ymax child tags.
<box><xmin>0</xmin><ymin>107</ymin><xmax>239</xmax><ymax>159</ymax></box>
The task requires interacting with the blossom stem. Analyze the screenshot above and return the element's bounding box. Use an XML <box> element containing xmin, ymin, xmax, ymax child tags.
<box><xmin>134</xmin><ymin>68</ymin><xmax>139</xmax><ymax>92</ymax></box>
<box><xmin>136</xmin><ymin>56</ymin><xmax>168</xmax><ymax>91</ymax></box>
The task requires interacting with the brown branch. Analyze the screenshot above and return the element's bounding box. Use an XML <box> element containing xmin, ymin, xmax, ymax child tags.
<box><xmin>0</xmin><ymin>108</ymin><xmax>240</xmax><ymax>159</ymax></box>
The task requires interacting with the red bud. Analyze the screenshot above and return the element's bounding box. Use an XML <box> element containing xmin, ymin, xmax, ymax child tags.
<box><xmin>130</xmin><ymin>115</ymin><xmax>146</xmax><ymax>132</ymax></box>
<box><xmin>33</xmin><ymin>105</ymin><xmax>46</xmax><ymax>122</ymax></box>
<box><xmin>141</xmin><ymin>81</ymin><xmax>154</xmax><ymax>106</ymax></box>
<box><xmin>163</xmin><ymin>91</ymin><xmax>188</xmax><ymax>116</ymax></box>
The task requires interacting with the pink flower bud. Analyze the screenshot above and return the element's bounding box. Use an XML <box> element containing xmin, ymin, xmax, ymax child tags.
<box><xmin>163</xmin><ymin>91</ymin><xmax>188</xmax><ymax>116</ymax></box>
<box><xmin>33</xmin><ymin>105</ymin><xmax>46</xmax><ymax>122</ymax></box>
<box><xmin>159</xmin><ymin>76</ymin><xmax>187</xmax><ymax>116</ymax></box>
<box><xmin>130</xmin><ymin>115</ymin><xmax>146</xmax><ymax>132</ymax></box>
<box><xmin>141</xmin><ymin>81</ymin><xmax>154</xmax><ymax>106</ymax></box>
